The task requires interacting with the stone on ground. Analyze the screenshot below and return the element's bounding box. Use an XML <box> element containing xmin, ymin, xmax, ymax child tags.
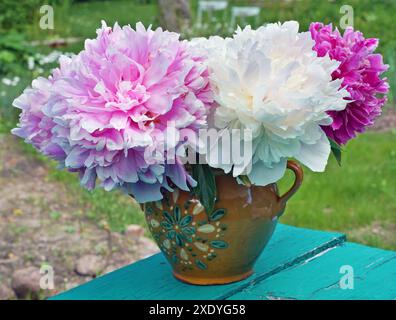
<box><xmin>11</xmin><ymin>266</ymin><xmax>42</xmax><ymax>299</ymax></box>
<box><xmin>74</xmin><ymin>255</ymin><xmax>106</xmax><ymax>277</ymax></box>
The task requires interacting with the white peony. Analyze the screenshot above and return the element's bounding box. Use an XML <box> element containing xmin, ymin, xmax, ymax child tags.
<box><xmin>190</xmin><ymin>21</ymin><xmax>350</xmax><ymax>185</ymax></box>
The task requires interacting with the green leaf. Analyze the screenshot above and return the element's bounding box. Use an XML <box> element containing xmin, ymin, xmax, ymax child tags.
<box><xmin>160</xmin><ymin>221</ymin><xmax>173</xmax><ymax>230</ymax></box>
<box><xmin>329</xmin><ymin>138</ymin><xmax>342</xmax><ymax>166</ymax></box>
<box><xmin>191</xmin><ymin>164</ymin><xmax>217</xmax><ymax>216</ymax></box>
<box><xmin>238</xmin><ymin>175</ymin><xmax>251</xmax><ymax>187</ymax></box>
<box><xmin>173</xmin><ymin>205</ymin><xmax>181</xmax><ymax>223</ymax></box>
<box><xmin>182</xmin><ymin>226</ymin><xmax>196</xmax><ymax>235</ymax></box>
<box><xmin>210</xmin><ymin>240</ymin><xmax>228</xmax><ymax>249</ymax></box>
<box><xmin>209</xmin><ymin>208</ymin><xmax>226</xmax><ymax>221</ymax></box>
<box><xmin>167</xmin><ymin>230</ymin><xmax>176</xmax><ymax>239</ymax></box>
<box><xmin>175</xmin><ymin>233</ymin><xmax>184</xmax><ymax>247</ymax></box>
<box><xmin>163</xmin><ymin>211</ymin><xmax>174</xmax><ymax>225</ymax></box>
<box><xmin>182</xmin><ymin>233</ymin><xmax>193</xmax><ymax>243</ymax></box>
<box><xmin>195</xmin><ymin>259</ymin><xmax>208</xmax><ymax>270</ymax></box>
<box><xmin>179</xmin><ymin>215</ymin><xmax>192</xmax><ymax>227</ymax></box>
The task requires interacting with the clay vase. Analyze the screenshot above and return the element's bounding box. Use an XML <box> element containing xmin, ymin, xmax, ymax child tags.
<box><xmin>144</xmin><ymin>160</ymin><xmax>303</xmax><ymax>285</ymax></box>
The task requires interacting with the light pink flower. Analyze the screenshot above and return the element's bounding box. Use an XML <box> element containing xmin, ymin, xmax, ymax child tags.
<box><xmin>12</xmin><ymin>22</ymin><xmax>213</xmax><ymax>202</ymax></box>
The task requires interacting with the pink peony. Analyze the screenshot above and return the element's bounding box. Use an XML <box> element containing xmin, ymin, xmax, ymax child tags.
<box><xmin>12</xmin><ymin>22</ymin><xmax>213</xmax><ymax>202</ymax></box>
<box><xmin>11</xmin><ymin>73</ymin><xmax>67</xmax><ymax>162</ymax></box>
<box><xmin>310</xmin><ymin>22</ymin><xmax>389</xmax><ymax>145</ymax></box>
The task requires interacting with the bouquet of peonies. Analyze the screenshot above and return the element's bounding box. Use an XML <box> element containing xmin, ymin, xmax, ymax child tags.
<box><xmin>12</xmin><ymin>21</ymin><xmax>389</xmax><ymax>212</ymax></box>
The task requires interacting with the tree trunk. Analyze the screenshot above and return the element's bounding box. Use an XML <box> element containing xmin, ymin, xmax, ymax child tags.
<box><xmin>158</xmin><ymin>0</ymin><xmax>192</xmax><ymax>33</ymax></box>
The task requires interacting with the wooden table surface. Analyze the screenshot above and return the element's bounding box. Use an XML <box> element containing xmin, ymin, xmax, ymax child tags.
<box><xmin>51</xmin><ymin>224</ymin><xmax>396</xmax><ymax>300</ymax></box>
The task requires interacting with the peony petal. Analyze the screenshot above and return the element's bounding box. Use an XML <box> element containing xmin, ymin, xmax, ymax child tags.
<box><xmin>128</xmin><ymin>182</ymin><xmax>163</xmax><ymax>203</ymax></box>
<box><xmin>65</xmin><ymin>147</ymin><xmax>89</xmax><ymax>169</ymax></box>
<box><xmin>247</xmin><ymin>159</ymin><xmax>287</xmax><ymax>186</ymax></box>
<box><xmin>294</xmin><ymin>130</ymin><xmax>330</xmax><ymax>172</ymax></box>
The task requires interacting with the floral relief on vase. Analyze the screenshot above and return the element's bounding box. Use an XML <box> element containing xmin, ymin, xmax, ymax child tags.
<box><xmin>145</xmin><ymin>191</ymin><xmax>229</xmax><ymax>272</ymax></box>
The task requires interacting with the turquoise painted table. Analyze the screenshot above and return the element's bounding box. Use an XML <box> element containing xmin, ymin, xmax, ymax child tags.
<box><xmin>51</xmin><ymin>224</ymin><xmax>396</xmax><ymax>300</ymax></box>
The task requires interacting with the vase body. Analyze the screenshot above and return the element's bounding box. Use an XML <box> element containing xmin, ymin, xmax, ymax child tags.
<box><xmin>144</xmin><ymin>161</ymin><xmax>303</xmax><ymax>285</ymax></box>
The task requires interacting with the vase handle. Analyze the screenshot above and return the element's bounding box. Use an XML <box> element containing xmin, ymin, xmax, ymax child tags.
<box><xmin>278</xmin><ymin>160</ymin><xmax>304</xmax><ymax>207</ymax></box>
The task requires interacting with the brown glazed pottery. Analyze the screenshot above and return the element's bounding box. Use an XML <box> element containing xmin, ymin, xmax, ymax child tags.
<box><xmin>144</xmin><ymin>160</ymin><xmax>303</xmax><ymax>285</ymax></box>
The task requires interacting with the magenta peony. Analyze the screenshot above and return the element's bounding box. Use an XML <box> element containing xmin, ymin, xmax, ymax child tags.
<box><xmin>310</xmin><ymin>22</ymin><xmax>389</xmax><ymax>145</ymax></box>
<box><xmin>12</xmin><ymin>22</ymin><xmax>213</xmax><ymax>202</ymax></box>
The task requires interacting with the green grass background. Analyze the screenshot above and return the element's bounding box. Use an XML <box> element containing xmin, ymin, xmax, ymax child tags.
<box><xmin>279</xmin><ymin>132</ymin><xmax>396</xmax><ymax>250</ymax></box>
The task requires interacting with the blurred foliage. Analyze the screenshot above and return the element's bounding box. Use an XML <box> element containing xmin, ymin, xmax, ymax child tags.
<box><xmin>0</xmin><ymin>33</ymin><xmax>36</xmax><ymax>131</ymax></box>
<box><xmin>0</xmin><ymin>0</ymin><xmax>63</xmax><ymax>33</ymax></box>
<box><xmin>279</xmin><ymin>131</ymin><xmax>396</xmax><ymax>250</ymax></box>
<box><xmin>190</xmin><ymin>0</ymin><xmax>396</xmax><ymax>51</ymax></box>
<box><xmin>0</xmin><ymin>33</ymin><xmax>36</xmax><ymax>75</ymax></box>
<box><xmin>0</xmin><ymin>0</ymin><xmax>42</xmax><ymax>32</ymax></box>
<box><xmin>385</xmin><ymin>43</ymin><xmax>396</xmax><ymax>103</ymax></box>
<box><xmin>0</xmin><ymin>78</ymin><xmax>30</xmax><ymax>132</ymax></box>
<box><xmin>65</xmin><ymin>0</ymin><xmax>158</xmax><ymax>40</ymax></box>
